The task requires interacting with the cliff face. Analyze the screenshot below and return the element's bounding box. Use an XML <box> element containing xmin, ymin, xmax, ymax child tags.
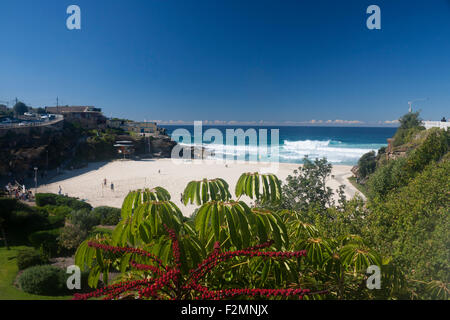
<box><xmin>0</xmin><ymin>124</ymin><xmax>79</xmax><ymax>178</ymax></box>
<box><xmin>149</xmin><ymin>135</ymin><xmax>177</xmax><ymax>158</ymax></box>
<box><xmin>0</xmin><ymin>124</ymin><xmax>185</xmax><ymax>179</ymax></box>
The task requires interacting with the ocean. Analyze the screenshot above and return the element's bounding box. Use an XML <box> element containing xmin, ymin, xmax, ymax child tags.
<box><xmin>161</xmin><ymin>125</ymin><xmax>397</xmax><ymax>165</ymax></box>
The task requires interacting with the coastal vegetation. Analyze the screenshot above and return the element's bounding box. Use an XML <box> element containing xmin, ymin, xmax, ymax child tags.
<box><xmin>0</xmin><ymin>194</ymin><xmax>119</xmax><ymax>299</ymax></box>
<box><xmin>0</xmin><ymin>112</ymin><xmax>448</xmax><ymax>300</ymax></box>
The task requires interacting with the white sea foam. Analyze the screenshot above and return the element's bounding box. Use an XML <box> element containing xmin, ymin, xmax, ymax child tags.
<box><xmin>179</xmin><ymin>139</ymin><xmax>381</xmax><ymax>165</ymax></box>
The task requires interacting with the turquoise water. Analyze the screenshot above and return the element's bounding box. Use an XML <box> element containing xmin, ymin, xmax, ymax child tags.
<box><xmin>162</xmin><ymin>125</ymin><xmax>397</xmax><ymax>165</ymax></box>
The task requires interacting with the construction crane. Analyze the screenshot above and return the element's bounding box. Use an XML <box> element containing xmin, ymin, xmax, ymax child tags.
<box><xmin>408</xmin><ymin>98</ymin><xmax>427</xmax><ymax>113</ymax></box>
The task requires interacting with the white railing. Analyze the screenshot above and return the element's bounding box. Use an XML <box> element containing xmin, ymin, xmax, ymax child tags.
<box><xmin>423</xmin><ymin>121</ymin><xmax>450</xmax><ymax>131</ymax></box>
<box><xmin>0</xmin><ymin>115</ymin><xmax>64</xmax><ymax>129</ymax></box>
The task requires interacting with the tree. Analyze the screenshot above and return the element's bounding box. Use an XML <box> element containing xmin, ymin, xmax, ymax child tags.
<box><xmin>393</xmin><ymin>111</ymin><xmax>426</xmax><ymax>146</ymax></box>
<box><xmin>58</xmin><ymin>224</ymin><xmax>88</xmax><ymax>251</ymax></box>
<box><xmin>357</xmin><ymin>151</ymin><xmax>376</xmax><ymax>181</ymax></box>
<box><xmin>13</xmin><ymin>101</ymin><xmax>28</xmax><ymax>116</ymax></box>
<box><xmin>399</xmin><ymin>111</ymin><xmax>423</xmax><ymax>130</ymax></box>
<box><xmin>280</xmin><ymin>157</ymin><xmax>337</xmax><ymax>213</ymax></box>
<box><xmin>36</xmin><ymin>107</ymin><xmax>46</xmax><ymax>114</ymax></box>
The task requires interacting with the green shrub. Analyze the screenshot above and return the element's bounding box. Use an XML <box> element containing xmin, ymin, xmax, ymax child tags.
<box><xmin>28</xmin><ymin>229</ymin><xmax>61</xmax><ymax>256</ymax></box>
<box><xmin>35</xmin><ymin>193</ymin><xmax>58</xmax><ymax>207</ymax></box>
<box><xmin>42</xmin><ymin>205</ymin><xmax>72</xmax><ymax>218</ymax></box>
<box><xmin>35</xmin><ymin>193</ymin><xmax>92</xmax><ymax>211</ymax></box>
<box><xmin>357</xmin><ymin>151</ymin><xmax>377</xmax><ymax>180</ymax></box>
<box><xmin>47</xmin><ymin>215</ymin><xmax>66</xmax><ymax>228</ymax></box>
<box><xmin>89</xmin><ymin>226</ymin><xmax>113</xmax><ymax>237</ymax></box>
<box><xmin>70</xmin><ymin>210</ymin><xmax>100</xmax><ymax>231</ymax></box>
<box><xmin>9</xmin><ymin>210</ymin><xmax>49</xmax><ymax>231</ymax></box>
<box><xmin>367</xmin><ymin>159</ymin><xmax>450</xmax><ymax>298</ymax></box>
<box><xmin>18</xmin><ymin>265</ymin><xmax>67</xmax><ymax>296</ymax></box>
<box><xmin>405</xmin><ymin>129</ymin><xmax>449</xmax><ymax>173</ymax></box>
<box><xmin>58</xmin><ymin>224</ymin><xmax>89</xmax><ymax>252</ymax></box>
<box><xmin>17</xmin><ymin>248</ymin><xmax>49</xmax><ymax>270</ymax></box>
<box><xmin>367</xmin><ymin>129</ymin><xmax>449</xmax><ymax>199</ymax></box>
<box><xmin>92</xmin><ymin>206</ymin><xmax>121</xmax><ymax>225</ymax></box>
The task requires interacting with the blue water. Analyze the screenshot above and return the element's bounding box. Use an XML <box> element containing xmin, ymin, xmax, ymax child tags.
<box><xmin>161</xmin><ymin>125</ymin><xmax>397</xmax><ymax>165</ymax></box>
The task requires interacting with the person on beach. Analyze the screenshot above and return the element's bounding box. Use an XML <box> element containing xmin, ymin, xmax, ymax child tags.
<box><xmin>111</xmin><ymin>182</ymin><xmax>114</xmax><ymax>191</ymax></box>
<box><xmin>104</xmin><ymin>178</ymin><xmax>107</xmax><ymax>186</ymax></box>
<box><xmin>58</xmin><ymin>185</ymin><xmax>62</xmax><ymax>195</ymax></box>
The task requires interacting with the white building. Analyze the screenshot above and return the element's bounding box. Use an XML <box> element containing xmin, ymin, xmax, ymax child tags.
<box><xmin>423</xmin><ymin>120</ymin><xmax>450</xmax><ymax>131</ymax></box>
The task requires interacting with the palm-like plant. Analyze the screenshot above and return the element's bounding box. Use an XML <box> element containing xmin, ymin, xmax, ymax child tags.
<box><xmin>75</xmin><ymin>172</ymin><xmax>391</xmax><ymax>299</ymax></box>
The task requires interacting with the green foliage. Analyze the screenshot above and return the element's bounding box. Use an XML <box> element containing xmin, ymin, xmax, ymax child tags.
<box><xmin>367</xmin><ymin>129</ymin><xmax>449</xmax><ymax>199</ymax></box>
<box><xmin>74</xmin><ymin>168</ymin><xmax>389</xmax><ymax>299</ymax></box>
<box><xmin>35</xmin><ymin>193</ymin><xmax>92</xmax><ymax>211</ymax></box>
<box><xmin>392</xmin><ymin>112</ymin><xmax>425</xmax><ymax>147</ymax></box>
<box><xmin>69</xmin><ymin>210</ymin><xmax>100</xmax><ymax>231</ymax></box>
<box><xmin>357</xmin><ymin>151</ymin><xmax>376</xmax><ymax>180</ymax></box>
<box><xmin>13</xmin><ymin>101</ymin><xmax>28</xmax><ymax>115</ymax></box>
<box><xmin>92</xmin><ymin>206</ymin><xmax>121</xmax><ymax>225</ymax></box>
<box><xmin>366</xmin><ymin>159</ymin><xmax>450</xmax><ymax>298</ymax></box>
<box><xmin>399</xmin><ymin>111</ymin><xmax>423</xmax><ymax>130</ymax></box>
<box><xmin>183</xmin><ymin>178</ymin><xmax>232</xmax><ymax>205</ymax></box>
<box><xmin>58</xmin><ymin>224</ymin><xmax>89</xmax><ymax>252</ymax></box>
<box><xmin>0</xmin><ymin>198</ymin><xmax>61</xmax><ymax>245</ymax></box>
<box><xmin>16</xmin><ymin>248</ymin><xmax>49</xmax><ymax>270</ymax></box>
<box><xmin>18</xmin><ymin>265</ymin><xmax>67</xmax><ymax>296</ymax></box>
<box><xmin>28</xmin><ymin>229</ymin><xmax>61</xmax><ymax>257</ymax></box>
<box><xmin>404</xmin><ymin>128</ymin><xmax>449</xmax><ymax>173</ymax></box>
<box><xmin>366</xmin><ymin>157</ymin><xmax>408</xmax><ymax>198</ymax></box>
<box><xmin>235</xmin><ymin>173</ymin><xmax>282</xmax><ymax>205</ymax></box>
<box><xmin>280</xmin><ymin>157</ymin><xmax>336</xmax><ymax>212</ymax></box>
<box><xmin>42</xmin><ymin>205</ymin><xmax>72</xmax><ymax>219</ymax></box>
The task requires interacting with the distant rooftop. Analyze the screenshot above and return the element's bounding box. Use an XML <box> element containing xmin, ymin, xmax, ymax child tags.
<box><xmin>45</xmin><ymin>106</ymin><xmax>102</xmax><ymax>113</ymax></box>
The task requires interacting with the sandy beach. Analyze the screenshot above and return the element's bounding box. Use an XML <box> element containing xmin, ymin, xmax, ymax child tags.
<box><xmin>37</xmin><ymin>159</ymin><xmax>361</xmax><ymax>216</ymax></box>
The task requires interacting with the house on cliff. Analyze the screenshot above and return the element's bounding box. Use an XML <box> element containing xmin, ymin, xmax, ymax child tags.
<box><xmin>45</xmin><ymin>106</ymin><xmax>106</xmax><ymax>129</ymax></box>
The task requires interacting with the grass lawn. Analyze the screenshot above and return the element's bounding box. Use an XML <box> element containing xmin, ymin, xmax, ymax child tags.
<box><xmin>0</xmin><ymin>246</ymin><xmax>71</xmax><ymax>300</ymax></box>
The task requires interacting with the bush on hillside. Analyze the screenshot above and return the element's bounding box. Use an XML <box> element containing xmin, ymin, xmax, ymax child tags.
<box><xmin>392</xmin><ymin>112</ymin><xmax>425</xmax><ymax>147</ymax></box>
<box><xmin>35</xmin><ymin>193</ymin><xmax>92</xmax><ymax>211</ymax></box>
<box><xmin>404</xmin><ymin>129</ymin><xmax>449</xmax><ymax>173</ymax></box>
<box><xmin>28</xmin><ymin>229</ymin><xmax>61</xmax><ymax>257</ymax></box>
<box><xmin>70</xmin><ymin>210</ymin><xmax>100</xmax><ymax>231</ymax></box>
<box><xmin>357</xmin><ymin>151</ymin><xmax>377</xmax><ymax>181</ymax></box>
<box><xmin>92</xmin><ymin>206</ymin><xmax>121</xmax><ymax>225</ymax></box>
<box><xmin>367</xmin><ymin>129</ymin><xmax>449</xmax><ymax>199</ymax></box>
<box><xmin>18</xmin><ymin>265</ymin><xmax>67</xmax><ymax>296</ymax></box>
<box><xmin>42</xmin><ymin>205</ymin><xmax>72</xmax><ymax>218</ymax></box>
<box><xmin>366</xmin><ymin>159</ymin><xmax>450</xmax><ymax>298</ymax></box>
<box><xmin>17</xmin><ymin>248</ymin><xmax>49</xmax><ymax>270</ymax></box>
<box><xmin>58</xmin><ymin>224</ymin><xmax>89</xmax><ymax>252</ymax></box>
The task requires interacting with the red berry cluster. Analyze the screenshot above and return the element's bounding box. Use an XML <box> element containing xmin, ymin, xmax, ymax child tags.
<box><xmin>130</xmin><ymin>260</ymin><xmax>163</xmax><ymax>276</ymax></box>
<box><xmin>73</xmin><ymin>229</ymin><xmax>325</xmax><ymax>300</ymax></box>
<box><xmin>73</xmin><ymin>278</ymin><xmax>153</xmax><ymax>300</ymax></box>
<box><xmin>87</xmin><ymin>241</ymin><xmax>167</xmax><ymax>271</ymax></box>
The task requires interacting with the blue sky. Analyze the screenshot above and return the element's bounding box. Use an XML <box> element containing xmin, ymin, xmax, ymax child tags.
<box><xmin>0</xmin><ymin>0</ymin><xmax>449</xmax><ymax>125</ymax></box>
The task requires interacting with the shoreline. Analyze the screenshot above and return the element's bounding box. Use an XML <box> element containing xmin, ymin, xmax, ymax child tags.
<box><xmin>37</xmin><ymin>158</ymin><xmax>361</xmax><ymax>216</ymax></box>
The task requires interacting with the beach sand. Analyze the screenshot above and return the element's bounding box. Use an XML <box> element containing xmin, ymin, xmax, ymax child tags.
<box><xmin>37</xmin><ymin>159</ymin><xmax>361</xmax><ymax>216</ymax></box>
